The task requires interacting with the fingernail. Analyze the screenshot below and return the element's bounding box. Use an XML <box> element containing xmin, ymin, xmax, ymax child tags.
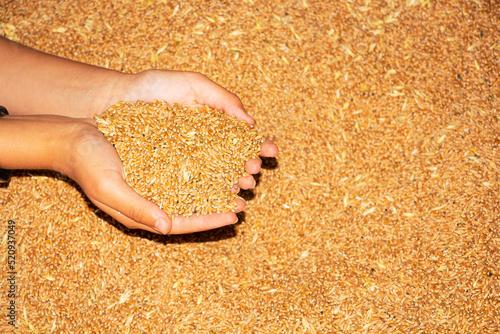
<box><xmin>155</xmin><ymin>218</ymin><xmax>169</xmax><ymax>234</ymax></box>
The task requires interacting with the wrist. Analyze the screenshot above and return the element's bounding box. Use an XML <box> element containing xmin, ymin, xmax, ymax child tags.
<box><xmin>111</xmin><ymin>70</ymin><xmax>154</xmax><ymax>104</ymax></box>
<box><xmin>0</xmin><ymin>115</ymin><xmax>77</xmax><ymax>171</ymax></box>
<box><xmin>51</xmin><ymin>119</ymin><xmax>98</xmax><ymax>177</ymax></box>
<box><xmin>90</xmin><ymin>71</ymin><xmax>134</xmax><ymax>116</ymax></box>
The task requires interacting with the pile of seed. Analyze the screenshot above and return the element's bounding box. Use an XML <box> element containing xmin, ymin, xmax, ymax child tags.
<box><xmin>2</xmin><ymin>0</ymin><xmax>500</xmax><ymax>333</ymax></box>
<box><xmin>94</xmin><ymin>101</ymin><xmax>263</xmax><ymax>217</ymax></box>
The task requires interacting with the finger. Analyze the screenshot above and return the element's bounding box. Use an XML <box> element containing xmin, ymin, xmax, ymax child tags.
<box><xmin>234</xmin><ymin>197</ymin><xmax>246</xmax><ymax>212</ymax></box>
<box><xmin>74</xmin><ymin>117</ymin><xmax>98</xmax><ymax>127</ymax></box>
<box><xmin>87</xmin><ymin>171</ymin><xmax>172</xmax><ymax>234</ymax></box>
<box><xmin>260</xmin><ymin>139</ymin><xmax>279</xmax><ymax>157</ymax></box>
<box><xmin>169</xmin><ymin>198</ymin><xmax>246</xmax><ymax>234</ymax></box>
<box><xmin>90</xmin><ymin>197</ymin><xmax>164</xmax><ymax>234</ymax></box>
<box><xmin>245</xmin><ymin>158</ymin><xmax>262</xmax><ymax>175</ymax></box>
<box><xmin>189</xmin><ymin>72</ymin><xmax>255</xmax><ymax>125</ymax></box>
<box><xmin>221</xmin><ymin>100</ymin><xmax>255</xmax><ymax>125</ymax></box>
<box><xmin>237</xmin><ymin>175</ymin><xmax>256</xmax><ymax>190</ymax></box>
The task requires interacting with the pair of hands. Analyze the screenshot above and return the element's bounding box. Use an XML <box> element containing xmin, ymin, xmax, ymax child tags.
<box><xmin>0</xmin><ymin>36</ymin><xmax>277</xmax><ymax>234</ymax></box>
<box><xmin>60</xmin><ymin>70</ymin><xmax>278</xmax><ymax>234</ymax></box>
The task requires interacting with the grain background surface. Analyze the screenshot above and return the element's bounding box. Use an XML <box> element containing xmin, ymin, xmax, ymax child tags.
<box><xmin>1</xmin><ymin>0</ymin><xmax>499</xmax><ymax>333</ymax></box>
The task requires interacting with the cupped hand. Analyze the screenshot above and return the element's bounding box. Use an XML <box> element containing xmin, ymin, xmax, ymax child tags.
<box><xmin>1</xmin><ymin>37</ymin><xmax>278</xmax><ymax>235</ymax></box>
<box><xmin>79</xmin><ymin>69</ymin><xmax>279</xmax><ymax>234</ymax></box>
<box><xmin>58</xmin><ymin>119</ymin><xmax>255</xmax><ymax>234</ymax></box>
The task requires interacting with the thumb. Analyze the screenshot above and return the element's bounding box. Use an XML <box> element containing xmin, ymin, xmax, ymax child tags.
<box><xmin>85</xmin><ymin>171</ymin><xmax>172</xmax><ymax>234</ymax></box>
<box><xmin>190</xmin><ymin>72</ymin><xmax>256</xmax><ymax>125</ymax></box>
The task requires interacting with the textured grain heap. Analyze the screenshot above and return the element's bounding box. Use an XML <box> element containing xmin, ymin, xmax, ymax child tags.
<box><xmin>94</xmin><ymin>101</ymin><xmax>263</xmax><ymax>217</ymax></box>
<box><xmin>1</xmin><ymin>0</ymin><xmax>500</xmax><ymax>333</ymax></box>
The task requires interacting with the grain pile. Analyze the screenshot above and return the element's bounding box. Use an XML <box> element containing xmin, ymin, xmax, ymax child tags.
<box><xmin>94</xmin><ymin>101</ymin><xmax>263</xmax><ymax>217</ymax></box>
<box><xmin>1</xmin><ymin>0</ymin><xmax>500</xmax><ymax>333</ymax></box>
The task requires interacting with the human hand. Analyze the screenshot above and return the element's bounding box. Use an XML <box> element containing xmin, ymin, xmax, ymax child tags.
<box><xmin>0</xmin><ymin>88</ymin><xmax>266</xmax><ymax>236</ymax></box>
<box><xmin>56</xmin><ymin>119</ymin><xmax>259</xmax><ymax>234</ymax></box>
<box><xmin>0</xmin><ymin>115</ymin><xmax>166</xmax><ymax>233</ymax></box>
<box><xmin>92</xmin><ymin>70</ymin><xmax>278</xmax><ymax>234</ymax></box>
<box><xmin>120</xmin><ymin>69</ymin><xmax>279</xmax><ymax>193</ymax></box>
<box><xmin>2</xmin><ymin>71</ymin><xmax>277</xmax><ymax>235</ymax></box>
<box><xmin>61</xmin><ymin>70</ymin><xmax>278</xmax><ymax>234</ymax></box>
<box><xmin>0</xmin><ymin>37</ymin><xmax>278</xmax><ymax>234</ymax></box>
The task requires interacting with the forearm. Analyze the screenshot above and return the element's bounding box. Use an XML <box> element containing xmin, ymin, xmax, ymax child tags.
<box><xmin>0</xmin><ymin>115</ymin><xmax>74</xmax><ymax>170</ymax></box>
<box><xmin>0</xmin><ymin>36</ymin><xmax>129</xmax><ymax>118</ymax></box>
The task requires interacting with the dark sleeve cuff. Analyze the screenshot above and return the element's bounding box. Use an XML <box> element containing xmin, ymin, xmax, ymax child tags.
<box><xmin>0</xmin><ymin>106</ymin><xmax>13</xmax><ymax>185</ymax></box>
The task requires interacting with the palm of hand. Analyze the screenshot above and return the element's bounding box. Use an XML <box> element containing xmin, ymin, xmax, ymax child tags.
<box><xmin>69</xmin><ymin>122</ymin><xmax>249</xmax><ymax>234</ymax></box>
<box><xmin>75</xmin><ymin>69</ymin><xmax>278</xmax><ymax>234</ymax></box>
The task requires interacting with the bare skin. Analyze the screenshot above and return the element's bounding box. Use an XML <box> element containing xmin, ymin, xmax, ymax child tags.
<box><xmin>0</xmin><ymin>36</ymin><xmax>278</xmax><ymax>235</ymax></box>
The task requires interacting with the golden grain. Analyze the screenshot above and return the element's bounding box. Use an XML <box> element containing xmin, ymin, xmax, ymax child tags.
<box><xmin>1</xmin><ymin>0</ymin><xmax>499</xmax><ymax>333</ymax></box>
<box><xmin>94</xmin><ymin>101</ymin><xmax>263</xmax><ymax>217</ymax></box>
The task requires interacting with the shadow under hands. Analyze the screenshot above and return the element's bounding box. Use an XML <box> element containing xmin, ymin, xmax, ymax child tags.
<box><xmin>114</xmin><ymin>205</ymin><xmax>248</xmax><ymax>245</ymax></box>
<box><xmin>238</xmin><ymin>156</ymin><xmax>278</xmax><ymax>201</ymax></box>
<box><xmin>261</xmin><ymin>156</ymin><xmax>278</xmax><ymax>170</ymax></box>
<box><xmin>239</xmin><ymin>188</ymin><xmax>256</xmax><ymax>201</ymax></box>
<box><xmin>94</xmin><ymin>204</ymin><xmax>241</xmax><ymax>245</ymax></box>
<box><xmin>5</xmin><ymin>170</ymin><xmax>239</xmax><ymax>245</ymax></box>
<box><xmin>9</xmin><ymin>156</ymin><xmax>278</xmax><ymax>245</ymax></box>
